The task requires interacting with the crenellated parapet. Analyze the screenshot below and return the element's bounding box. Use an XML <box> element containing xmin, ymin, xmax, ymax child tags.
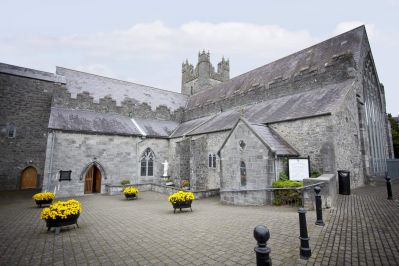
<box><xmin>52</xmin><ymin>88</ymin><xmax>185</xmax><ymax>122</ymax></box>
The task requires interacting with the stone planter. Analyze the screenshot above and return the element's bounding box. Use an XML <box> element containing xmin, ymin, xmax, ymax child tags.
<box><xmin>46</xmin><ymin>214</ymin><xmax>80</xmax><ymax>234</ymax></box>
<box><xmin>35</xmin><ymin>199</ymin><xmax>53</xmax><ymax>208</ymax></box>
<box><xmin>124</xmin><ymin>193</ymin><xmax>137</xmax><ymax>200</ymax></box>
<box><xmin>172</xmin><ymin>200</ymin><xmax>192</xmax><ymax>213</ymax></box>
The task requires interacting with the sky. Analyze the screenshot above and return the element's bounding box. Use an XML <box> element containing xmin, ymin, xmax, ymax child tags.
<box><xmin>1</xmin><ymin>0</ymin><xmax>398</xmax><ymax>115</ymax></box>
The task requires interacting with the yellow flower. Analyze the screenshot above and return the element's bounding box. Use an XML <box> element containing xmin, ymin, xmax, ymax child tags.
<box><xmin>123</xmin><ymin>186</ymin><xmax>139</xmax><ymax>195</ymax></box>
<box><xmin>168</xmin><ymin>191</ymin><xmax>194</xmax><ymax>204</ymax></box>
<box><xmin>40</xmin><ymin>199</ymin><xmax>82</xmax><ymax>220</ymax></box>
<box><xmin>32</xmin><ymin>192</ymin><xmax>55</xmax><ymax>201</ymax></box>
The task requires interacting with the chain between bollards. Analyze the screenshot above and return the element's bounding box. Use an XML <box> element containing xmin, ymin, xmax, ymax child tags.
<box><xmin>253</xmin><ymin>225</ymin><xmax>272</xmax><ymax>266</ymax></box>
<box><xmin>298</xmin><ymin>208</ymin><xmax>311</xmax><ymax>259</ymax></box>
<box><xmin>314</xmin><ymin>186</ymin><xmax>325</xmax><ymax>226</ymax></box>
<box><xmin>385</xmin><ymin>173</ymin><xmax>393</xmax><ymax>200</ymax></box>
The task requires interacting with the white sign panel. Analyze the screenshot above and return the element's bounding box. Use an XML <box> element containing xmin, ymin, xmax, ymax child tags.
<box><xmin>288</xmin><ymin>158</ymin><xmax>309</xmax><ymax>181</ymax></box>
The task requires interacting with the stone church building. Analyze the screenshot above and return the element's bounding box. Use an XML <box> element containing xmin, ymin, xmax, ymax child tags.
<box><xmin>0</xmin><ymin>26</ymin><xmax>394</xmax><ymax>204</ymax></box>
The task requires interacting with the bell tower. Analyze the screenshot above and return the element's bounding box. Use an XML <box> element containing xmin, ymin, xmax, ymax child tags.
<box><xmin>181</xmin><ymin>51</ymin><xmax>230</xmax><ymax>96</ymax></box>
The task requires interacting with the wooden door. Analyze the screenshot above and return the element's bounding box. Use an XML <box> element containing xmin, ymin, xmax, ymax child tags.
<box><xmin>94</xmin><ymin>166</ymin><xmax>101</xmax><ymax>193</ymax></box>
<box><xmin>84</xmin><ymin>166</ymin><xmax>94</xmax><ymax>194</ymax></box>
<box><xmin>84</xmin><ymin>165</ymin><xmax>101</xmax><ymax>193</ymax></box>
<box><xmin>21</xmin><ymin>167</ymin><xmax>37</xmax><ymax>189</ymax></box>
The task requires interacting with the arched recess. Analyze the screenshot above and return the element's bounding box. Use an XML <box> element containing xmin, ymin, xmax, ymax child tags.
<box><xmin>80</xmin><ymin>161</ymin><xmax>107</xmax><ymax>194</ymax></box>
<box><xmin>20</xmin><ymin>166</ymin><xmax>38</xmax><ymax>189</ymax></box>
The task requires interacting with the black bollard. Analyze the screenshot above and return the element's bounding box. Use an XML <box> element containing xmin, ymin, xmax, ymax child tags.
<box><xmin>314</xmin><ymin>186</ymin><xmax>325</xmax><ymax>226</ymax></box>
<box><xmin>298</xmin><ymin>208</ymin><xmax>311</xmax><ymax>259</ymax></box>
<box><xmin>253</xmin><ymin>225</ymin><xmax>272</xmax><ymax>266</ymax></box>
<box><xmin>385</xmin><ymin>174</ymin><xmax>393</xmax><ymax>200</ymax></box>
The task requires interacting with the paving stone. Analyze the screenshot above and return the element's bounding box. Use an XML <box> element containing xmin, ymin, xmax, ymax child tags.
<box><xmin>3</xmin><ymin>184</ymin><xmax>398</xmax><ymax>265</ymax></box>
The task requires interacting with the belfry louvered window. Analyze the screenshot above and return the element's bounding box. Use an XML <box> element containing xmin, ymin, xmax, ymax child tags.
<box><xmin>140</xmin><ymin>148</ymin><xmax>154</xmax><ymax>176</ymax></box>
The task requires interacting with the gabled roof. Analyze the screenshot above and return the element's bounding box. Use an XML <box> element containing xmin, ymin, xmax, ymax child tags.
<box><xmin>49</xmin><ymin>107</ymin><xmax>141</xmax><ymax>136</ymax></box>
<box><xmin>218</xmin><ymin>118</ymin><xmax>298</xmax><ymax>156</ymax></box>
<box><xmin>169</xmin><ymin>115</ymin><xmax>215</xmax><ymax>138</ymax></box>
<box><xmin>134</xmin><ymin>118</ymin><xmax>179</xmax><ymax>138</ymax></box>
<box><xmin>250</xmin><ymin>123</ymin><xmax>298</xmax><ymax>156</ymax></box>
<box><xmin>49</xmin><ymin>107</ymin><xmax>178</xmax><ymax>137</ymax></box>
<box><xmin>244</xmin><ymin>79</ymin><xmax>353</xmax><ymax>124</ymax></box>
<box><xmin>187</xmin><ymin>26</ymin><xmax>365</xmax><ymax>109</ymax></box>
<box><xmin>56</xmin><ymin>67</ymin><xmax>188</xmax><ymax>111</ymax></box>
<box><xmin>171</xmin><ymin>79</ymin><xmax>353</xmax><ymax>138</ymax></box>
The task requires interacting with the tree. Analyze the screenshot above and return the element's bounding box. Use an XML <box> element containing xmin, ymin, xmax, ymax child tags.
<box><xmin>388</xmin><ymin>113</ymin><xmax>399</xmax><ymax>158</ymax></box>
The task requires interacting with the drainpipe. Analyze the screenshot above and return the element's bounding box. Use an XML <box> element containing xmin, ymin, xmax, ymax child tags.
<box><xmin>47</xmin><ymin>130</ymin><xmax>56</xmax><ymax>192</ymax></box>
<box><xmin>274</xmin><ymin>154</ymin><xmax>278</xmax><ymax>182</ymax></box>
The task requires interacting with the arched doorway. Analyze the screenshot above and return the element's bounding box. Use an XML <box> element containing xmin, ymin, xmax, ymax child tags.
<box><xmin>84</xmin><ymin>165</ymin><xmax>101</xmax><ymax>194</ymax></box>
<box><xmin>20</xmin><ymin>166</ymin><xmax>38</xmax><ymax>189</ymax></box>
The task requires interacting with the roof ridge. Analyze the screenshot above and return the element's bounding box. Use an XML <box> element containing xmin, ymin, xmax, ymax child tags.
<box><xmin>56</xmin><ymin>66</ymin><xmax>187</xmax><ymax>97</ymax></box>
<box><xmin>189</xmin><ymin>26</ymin><xmax>365</xmax><ymax>99</ymax></box>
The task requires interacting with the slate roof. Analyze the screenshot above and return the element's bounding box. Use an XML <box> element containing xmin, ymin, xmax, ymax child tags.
<box><xmin>169</xmin><ymin>115</ymin><xmax>215</xmax><ymax>138</ymax></box>
<box><xmin>187</xmin><ymin>26</ymin><xmax>364</xmax><ymax>108</ymax></box>
<box><xmin>189</xmin><ymin>109</ymin><xmax>240</xmax><ymax>136</ymax></box>
<box><xmin>244</xmin><ymin>79</ymin><xmax>353</xmax><ymax>124</ymax></box>
<box><xmin>49</xmin><ymin>107</ymin><xmax>141</xmax><ymax>136</ymax></box>
<box><xmin>134</xmin><ymin>118</ymin><xmax>179</xmax><ymax>138</ymax></box>
<box><xmin>249</xmin><ymin>123</ymin><xmax>298</xmax><ymax>156</ymax></box>
<box><xmin>171</xmin><ymin>79</ymin><xmax>353</xmax><ymax>138</ymax></box>
<box><xmin>56</xmin><ymin>67</ymin><xmax>188</xmax><ymax>111</ymax></box>
<box><xmin>49</xmin><ymin>107</ymin><xmax>178</xmax><ymax>137</ymax></box>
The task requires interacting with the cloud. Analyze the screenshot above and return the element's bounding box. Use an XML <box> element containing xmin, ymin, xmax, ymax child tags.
<box><xmin>75</xmin><ymin>64</ymin><xmax>114</xmax><ymax>77</ymax></box>
<box><xmin>8</xmin><ymin>21</ymin><xmax>319</xmax><ymax>63</ymax></box>
<box><xmin>333</xmin><ymin>21</ymin><xmax>376</xmax><ymax>38</ymax></box>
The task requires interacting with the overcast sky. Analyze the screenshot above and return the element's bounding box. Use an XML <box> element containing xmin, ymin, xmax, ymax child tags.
<box><xmin>1</xmin><ymin>0</ymin><xmax>398</xmax><ymax>115</ymax></box>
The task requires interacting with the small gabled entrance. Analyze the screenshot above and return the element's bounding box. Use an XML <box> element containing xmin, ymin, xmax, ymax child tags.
<box><xmin>84</xmin><ymin>165</ymin><xmax>101</xmax><ymax>194</ymax></box>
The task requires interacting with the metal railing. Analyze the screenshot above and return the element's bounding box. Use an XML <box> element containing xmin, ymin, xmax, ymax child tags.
<box><xmin>220</xmin><ymin>182</ymin><xmax>326</xmax><ymax>207</ymax></box>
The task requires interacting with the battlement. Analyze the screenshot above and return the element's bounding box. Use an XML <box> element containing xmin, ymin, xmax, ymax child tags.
<box><xmin>181</xmin><ymin>51</ymin><xmax>230</xmax><ymax>96</ymax></box>
<box><xmin>52</xmin><ymin>87</ymin><xmax>185</xmax><ymax>122</ymax></box>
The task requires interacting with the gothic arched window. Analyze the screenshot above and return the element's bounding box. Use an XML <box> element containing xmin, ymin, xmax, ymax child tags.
<box><xmin>140</xmin><ymin>148</ymin><xmax>155</xmax><ymax>176</ymax></box>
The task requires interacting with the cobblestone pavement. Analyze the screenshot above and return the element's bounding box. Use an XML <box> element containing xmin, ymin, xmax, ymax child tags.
<box><xmin>0</xmin><ymin>190</ymin><xmax>320</xmax><ymax>266</ymax></box>
<box><xmin>308</xmin><ymin>183</ymin><xmax>399</xmax><ymax>266</ymax></box>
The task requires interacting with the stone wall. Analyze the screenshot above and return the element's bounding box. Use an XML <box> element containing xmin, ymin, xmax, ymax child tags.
<box><xmin>42</xmin><ymin>131</ymin><xmax>169</xmax><ymax>197</ymax></box>
<box><xmin>332</xmin><ymin>86</ymin><xmax>364</xmax><ymax>187</ymax></box>
<box><xmin>270</xmin><ymin>115</ymin><xmax>335</xmax><ymax>175</ymax></box>
<box><xmin>169</xmin><ymin>131</ymin><xmax>228</xmax><ymax>190</ymax></box>
<box><xmin>0</xmin><ymin>73</ymin><xmax>65</xmax><ymax>190</ymax></box>
<box><xmin>220</xmin><ymin>121</ymin><xmax>274</xmax><ymax>205</ymax></box>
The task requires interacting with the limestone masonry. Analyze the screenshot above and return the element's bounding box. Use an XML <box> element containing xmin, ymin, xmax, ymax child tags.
<box><xmin>0</xmin><ymin>26</ymin><xmax>394</xmax><ymax>204</ymax></box>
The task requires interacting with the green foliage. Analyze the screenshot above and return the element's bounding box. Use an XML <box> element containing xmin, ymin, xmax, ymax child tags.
<box><xmin>388</xmin><ymin>113</ymin><xmax>399</xmax><ymax>158</ymax></box>
<box><xmin>272</xmin><ymin>180</ymin><xmax>304</xmax><ymax>188</ymax></box>
<box><xmin>120</xmin><ymin>179</ymin><xmax>130</xmax><ymax>185</ymax></box>
<box><xmin>278</xmin><ymin>171</ymin><xmax>289</xmax><ymax>181</ymax></box>
<box><xmin>272</xmin><ymin>180</ymin><xmax>304</xmax><ymax>206</ymax></box>
<box><xmin>310</xmin><ymin>170</ymin><xmax>321</xmax><ymax>178</ymax></box>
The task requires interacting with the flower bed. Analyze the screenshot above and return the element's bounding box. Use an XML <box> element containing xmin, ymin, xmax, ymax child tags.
<box><xmin>40</xmin><ymin>199</ymin><xmax>82</xmax><ymax>234</ymax></box>
<box><xmin>32</xmin><ymin>192</ymin><xmax>55</xmax><ymax>207</ymax></box>
<box><xmin>123</xmin><ymin>186</ymin><xmax>139</xmax><ymax>199</ymax></box>
<box><xmin>168</xmin><ymin>191</ymin><xmax>195</xmax><ymax>213</ymax></box>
